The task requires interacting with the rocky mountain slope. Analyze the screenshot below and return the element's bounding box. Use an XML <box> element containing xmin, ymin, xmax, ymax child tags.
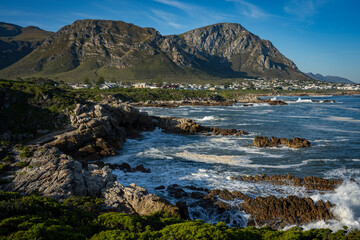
<box><xmin>305</xmin><ymin>72</ymin><xmax>354</xmax><ymax>84</ymax></box>
<box><xmin>0</xmin><ymin>22</ymin><xmax>53</xmax><ymax>70</ymax></box>
<box><xmin>0</xmin><ymin>20</ymin><xmax>310</xmax><ymax>82</ymax></box>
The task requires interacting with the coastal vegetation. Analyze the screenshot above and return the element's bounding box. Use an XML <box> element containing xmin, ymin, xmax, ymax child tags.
<box><xmin>0</xmin><ymin>191</ymin><xmax>359</xmax><ymax>240</ymax></box>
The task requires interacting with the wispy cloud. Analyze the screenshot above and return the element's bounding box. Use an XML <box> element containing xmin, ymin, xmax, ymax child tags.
<box><xmin>284</xmin><ymin>0</ymin><xmax>327</xmax><ymax>19</ymax></box>
<box><xmin>153</xmin><ymin>0</ymin><xmax>194</xmax><ymax>13</ymax></box>
<box><xmin>153</xmin><ymin>0</ymin><xmax>236</xmax><ymax>26</ymax></box>
<box><xmin>226</xmin><ymin>0</ymin><xmax>270</xmax><ymax>19</ymax></box>
<box><xmin>71</xmin><ymin>12</ymin><xmax>101</xmax><ymax>19</ymax></box>
<box><xmin>150</xmin><ymin>9</ymin><xmax>184</xmax><ymax>29</ymax></box>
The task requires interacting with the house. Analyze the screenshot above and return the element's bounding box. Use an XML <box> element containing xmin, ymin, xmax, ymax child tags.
<box><xmin>134</xmin><ymin>83</ymin><xmax>148</xmax><ymax>88</ymax></box>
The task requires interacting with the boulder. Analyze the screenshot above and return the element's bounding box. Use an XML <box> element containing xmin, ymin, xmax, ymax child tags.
<box><xmin>253</xmin><ymin>136</ymin><xmax>311</xmax><ymax>148</ymax></box>
<box><xmin>103</xmin><ymin>182</ymin><xmax>180</xmax><ymax>216</ymax></box>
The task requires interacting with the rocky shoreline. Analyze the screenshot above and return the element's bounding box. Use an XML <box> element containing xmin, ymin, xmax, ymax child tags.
<box><xmin>128</xmin><ymin>93</ymin><xmax>348</xmax><ymax>108</ymax></box>
<box><xmin>0</xmin><ymin>99</ymin><xmax>347</xmax><ymax>229</ymax></box>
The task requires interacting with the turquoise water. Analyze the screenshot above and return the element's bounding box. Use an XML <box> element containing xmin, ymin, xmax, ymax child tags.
<box><xmin>104</xmin><ymin>95</ymin><xmax>360</xmax><ymax>230</ymax></box>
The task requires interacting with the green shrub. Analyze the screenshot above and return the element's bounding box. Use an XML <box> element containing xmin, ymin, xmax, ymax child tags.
<box><xmin>1</xmin><ymin>156</ymin><xmax>14</xmax><ymax>164</ymax></box>
<box><xmin>0</xmin><ymin>191</ymin><xmax>358</xmax><ymax>240</ymax></box>
<box><xmin>19</xmin><ymin>146</ymin><xmax>31</xmax><ymax>158</ymax></box>
<box><xmin>63</xmin><ymin>196</ymin><xmax>104</xmax><ymax>213</ymax></box>
<box><xmin>0</xmin><ymin>163</ymin><xmax>10</xmax><ymax>172</ymax></box>
<box><xmin>16</xmin><ymin>161</ymin><xmax>28</xmax><ymax>168</ymax></box>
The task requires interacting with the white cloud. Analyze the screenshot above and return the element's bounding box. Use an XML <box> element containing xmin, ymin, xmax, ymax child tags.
<box><xmin>150</xmin><ymin>9</ymin><xmax>185</xmax><ymax>29</ymax></box>
<box><xmin>226</xmin><ymin>0</ymin><xmax>270</xmax><ymax>19</ymax></box>
<box><xmin>153</xmin><ymin>0</ymin><xmax>196</xmax><ymax>14</ymax></box>
<box><xmin>284</xmin><ymin>0</ymin><xmax>327</xmax><ymax>19</ymax></box>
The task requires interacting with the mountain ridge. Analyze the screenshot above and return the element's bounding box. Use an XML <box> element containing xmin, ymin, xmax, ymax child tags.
<box><xmin>0</xmin><ymin>19</ymin><xmax>311</xmax><ymax>82</ymax></box>
<box><xmin>0</xmin><ymin>22</ymin><xmax>53</xmax><ymax>70</ymax></box>
<box><xmin>305</xmin><ymin>72</ymin><xmax>354</xmax><ymax>84</ymax></box>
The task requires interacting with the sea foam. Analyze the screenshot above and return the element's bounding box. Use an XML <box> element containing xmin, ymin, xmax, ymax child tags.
<box><xmin>306</xmin><ymin>181</ymin><xmax>360</xmax><ymax>231</ymax></box>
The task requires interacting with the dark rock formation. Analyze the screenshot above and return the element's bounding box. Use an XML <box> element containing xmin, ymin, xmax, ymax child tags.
<box><xmin>94</xmin><ymin>161</ymin><xmax>151</xmax><ymax>173</ymax></box>
<box><xmin>241</xmin><ymin>195</ymin><xmax>334</xmax><ymax>228</ymax></box>
<box><xmin>231</xmin><ymin>173</ymin><xmax>343</xmax><ymax>191</ymax></box>
<box><xmin>166</xmin><ymin>184</ymin><xmax>189</xmax><ymax>199</ymax></box>
<box><xmin>253</xmin><ymin>136</ymin><xmax>311</xmax><ymax>148</ymax></box>
<box><xmin>201</xmin><ymin>188</ymin><xmax>335</xmax><ymax>228</ymax></box>
<box><xmin>262</xmin><ymin>98</ymin><xmax>288</xmax><ymax>105</ymax></box>
<box><xmin>156</xmin><ymin>117</ymin><xmax>248</xmax><ymax>136</ymax></box>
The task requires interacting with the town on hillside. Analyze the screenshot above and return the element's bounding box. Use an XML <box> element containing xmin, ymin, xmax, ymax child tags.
<box><xmin>69</xmin><ymin>78</ymin><xmax>360</xmax><ymax>91</ymax></box>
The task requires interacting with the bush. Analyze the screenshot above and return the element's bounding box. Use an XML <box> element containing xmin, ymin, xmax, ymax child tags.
<box><xmin>0</xmin><ymin>163</ymin><xmax>11</xmax><ymax>172</ymax></box>
<box><xmin>0</xmin><ymin>191</ymin><xmax>358</xmax><ymax>240</ymax></box>
<box><xmin>16</xmin><ymin>161</ymin><xmax>28</xmax><ymax>168</ymax></box>
<box><xmin>1</xmin><ymin>156</ymin><xmax>14</xmax><ymax>164</ymax></box>
<box><xmin>19</xmin><ymin>146</ymin><xmax>31</xmax><ymax>158</ymax></box>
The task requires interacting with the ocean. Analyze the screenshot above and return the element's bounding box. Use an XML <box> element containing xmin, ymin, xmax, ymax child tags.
<box><xmin>104</xmin><ymin>95</ymin><xmax>360</xmax><ymax>230</ymax></box>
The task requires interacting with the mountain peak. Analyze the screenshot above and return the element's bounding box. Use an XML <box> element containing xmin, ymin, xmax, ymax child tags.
<box><xmin>0</xmin><ymin>19</ymin><xmax>310</xmax><ymax>82</ymax></box>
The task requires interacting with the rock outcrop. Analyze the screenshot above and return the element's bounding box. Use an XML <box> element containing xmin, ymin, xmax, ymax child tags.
<box><xmin>50</xmin><ymin>103</ymin><xmax>154</xmax><ymax>161</ymax></box>
<box><xmin>231</xmin><ymin>173</ymin><xmax>343</xmax><ymax>191</ymax></box>
<box><xmin>253</xmin><ymin>136</ymin><xmax>311</xmax><ymax>148</ymax></box>
<box><xmin>241</xmin><ymin>195</ymin><xmax>334</xmax><ymax>228</ymax></box>
<box><xmin>49</xmin><ymin>103</ymin><xmax>248</xmax><ymax>161</ymax></box>
<box><xmin>200</xmin><ymin>188</ymin><xmax>335</xmax><ymax>228</ymax></box>
<box><xmin>103</xmin><ymin>182</ymin><xmax>180</xmax><ymax>216</ymax></box>
<box><xmin>8</xmin><ymin>145</ymin><xmax>181</xmax><ymax>217</ymax></box>
<box><xmin>10</xmin><ymin>145</ymin><xmax>116</xmax><ymax>198</ymax></box>
<box><xmin>156</xmin><ymin>117</ymin><xmax>248</xmax><ymax>136</ymax></box>
<box><xmin>262</xmin><ymin>98</ymin><xmax>288</xmax><ymax>105</ymax></box>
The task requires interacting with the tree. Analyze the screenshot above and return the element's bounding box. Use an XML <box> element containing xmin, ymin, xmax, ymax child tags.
<box><xmin>84</xmin><ymin>77</ymin><xmax>90</xmax><ymax>85</ymax></box>
<box><xmin>96</xmin><ymin>76</ymin><xmax>105</xmax><ymax>86</ymax></box>
<box><xmin>156</xmin><ymin>75</ymin><xmax>163</xmax><ymax>87</ymax></box>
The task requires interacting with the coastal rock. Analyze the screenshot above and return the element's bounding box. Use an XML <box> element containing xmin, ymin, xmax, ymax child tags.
<box><xmin>211</xmin><ymin>127</ymin><xmax>248</xmax><ymax>136</ymax></box>
<box><xmin>9</xmin><ymin>145</ymin><xmax>181</xmax><ymax>217</ymax></box>
<box><xmin>167</xmin><ymin>184</ymin><xmax>189</xmax><ymax>199</ymax></box>
<box><xmin>263</xmin><ymin>98</ymin><xmax>288</xmax><ymax>105</ymax></box>
<box><xmin>241</xmin><ymin>195</ymin><xmax>335</xmax><ymax>228</ymax></box>
<box><xmin>103</xmin><ymin>182</ymin><xmax>181</xmax><ymax>216</ymax></box>
<box><xmin>203</xmin><ymin>188</ymin><xmax>335</xmax><ymax>228</ymax></box>
<box><xmin>9</xmin><ymin>145</ymin><xmax>116</xmax><ymax>198</ymax></box>
<box><xmin>253</xmin><ymin>136</ymin><xmax>311</xmax><ymax>148</ymax></box>
<box><xmin>94</xmin><ymin>161</ymin><xmax>151</xmax><ymax>173</ymax></box>
<box><xmin>156</xmin><ymin>117</ymin><xmax>209</xmax><ymax>135</ymax></box>
<box><xmin>232</xmin><ymin>173</ymin><xmax>343</xmax><ymax>191</ymax></box>
<box><xmin>51</xmin><ymin>103</ymin><xmax>155</xmax><ymax>161</ymax></box>
<box><xmin>156</xmin><ymin>117</ymin><xmax>248</xmax><ymax>136</ymax></box>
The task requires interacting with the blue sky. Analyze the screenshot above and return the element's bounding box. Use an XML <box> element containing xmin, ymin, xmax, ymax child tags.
<box><xmin>1</xmin><ymin>0</ymin><xmax>359</xmax><ymax>82</ymax></box>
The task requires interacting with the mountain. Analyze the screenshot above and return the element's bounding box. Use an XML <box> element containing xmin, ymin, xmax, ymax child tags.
<box><xmin>0</xmin><ymin>22</ymin><xmax>53</xmax><ymax>70</ymax></box>
<box><xmin>305</xmin><ymin>72</ymin><xmax>354</xmax><ymax>84</ymax></box>
<box><xmin>0</xmin><ymin>20</ymin><xmax>310</xmax><ymax>82</ymax></box>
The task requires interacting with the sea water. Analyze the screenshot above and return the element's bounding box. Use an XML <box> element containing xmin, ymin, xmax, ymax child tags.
<box><xmin>104</xmin><ymin>95</ymin><xmax>360</xmax><ymax>230</ymax></box>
